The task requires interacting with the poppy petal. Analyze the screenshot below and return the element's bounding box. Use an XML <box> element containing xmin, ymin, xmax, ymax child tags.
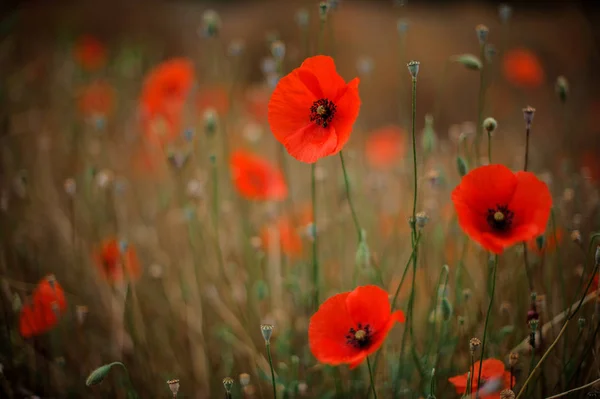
<box><xmin>346</xmin><ymin>285</ymin><xmax>392</xmax><ymax>334</ymax></box>
<box><xmin>331</xmin><ymin>78</ymin><xmax>361</xmax><ymax>153</ymax></box>
<box><xmin>298</xmin><ymin>55</ymin><xmax>346</xmax><ymax>99</ymax></box>
<box><xmin>308</xmin><ymin>292</ymin><xmax>361</xmax><ymax>365</ymax></box>
<box><xmin>509</xmin><ymin>171</ymin><xmax>552</xmax><ymax>232</ymax></box>
<box><xmin>283</xmin><ymin>123</ymin><xmax>338</xmax><ymax>164</ymax></box>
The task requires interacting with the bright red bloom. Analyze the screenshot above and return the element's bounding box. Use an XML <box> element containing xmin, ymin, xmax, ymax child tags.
<box><xmin>93</xmin><ymin>238</ymin><xmax>142</xmax><ymax>283</ymax></box>
<box><xmin>365</xmin><ymin>125</ymin><xmax>406</xmax><ymax>170</ymax></box>
<box><xmin>451</xmin><ymin>164</ymin><xmax>552</xmax><ymax>254</ymax></box>
<box><xmin>78</xmin><ymin>81</ymin><xmax>115</xmax><ymax>118</ymax></box>
<box><xmin>502</xmin><ymin>48</ymin><xmax>544</xmax><ymax>88</ymax></box>
<box><xmin>230</xmin><ymin>150</ymin><xmax>288</xmax><ymax>201</ymax></box>
<box><xmin>448</xmin><ymin>359</ymin><xmax>514</xmax><ymax>398</ymax></box>
<box><xmin>268</xmin><ymin>55</ymin><xmax>361</xmax><ymax>163</ymax></box>
<box><xmin>139</xmin><ymin>58</ymin><xmax>195</xmax><ymax>146</ymax></box>
<box><xmin>309</xmin><ymin>285</ymin><xmax>405</xmax><ymax>368</ymax></box>
<box><xmin>73</xmin><ymin>35</ymin><xmax>107</xmax><ymax>71</ymax></box>
<box><xmin>19</xmin><ymin>275</ymin><xmax>68</xmax><ymax>338</ymax></box>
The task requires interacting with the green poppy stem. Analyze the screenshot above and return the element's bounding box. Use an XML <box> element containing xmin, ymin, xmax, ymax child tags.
<box><xmin>367</xmin><ymin>356</ymin><xmax>378</xmax><ymax>399</ymax></box>
<box><xmin>311</xmin><ymin>162</ymin><xmax>319</xmax><ymax>309</ymax></box>
<box><xmin>339</xmin><ymin>151</ymin><xmax>362</xmax><ymax>242</ymax></box>
<box><xmin>476</xmin><ymin>254</ymin><xmax>498</xmax><ymax>398</ymax></box>
<box><xmin>266</xmin><ymin>342</ymin><xmax>277</xmax><ymax>399</ymax></box>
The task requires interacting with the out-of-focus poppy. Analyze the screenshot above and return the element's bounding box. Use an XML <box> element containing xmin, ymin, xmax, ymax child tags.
<box><xmin>93</xmin><ymin>238</ymin><xmax>142</xmax><ymax>283</ymax></box>
<box><xmin>308</xmin><ymin>285</ymin><xmax>405</xmax><ymax>369</ymax></box>
<box><xmin>261</xmin><ymin>217</ymin><xmax>303</xmax><ymax>258</ymax></box>
<box><xmin>502</xmin><ymin>48</ymin><xmax>544</xmax><ymax>88</ymax></box>
<box><xmin>451</xmin><ymin>164</ymin><xmax>552</xmax><ymax>254</ymax></box>
<box><xmin>77</xmin><ymin>81</ymin><xmax>115</xmax><ymax>120</ymax></box>
<box><xmin>268</xmin><ymin>55</ymin><xmax>361</xmax><ymax>163</ymax></box>
<box><xmin>230</xmin><ymin>150</ymin><xmax>288</xmax><ymax>201</ymax></box>
<box><xmin>19</xmin><ymin>275</ymin><xmax>68</xmax><ymax>338</ymax></box>
<box><xmin>73</xmin><ymin>35</ymin><xmax>107</xmax><ymax>71</ymax></box>
<box><xmin>365</xmin><ymin>125</ymin><xmax>406</xmax><ymax>170</ymax></box>
<box><xmin>527</xmin><ymin>228</ymin><xmax>564</xmax><ymax>256</ymax></box>
<box><xmin>448</xmin><ymin>358</ymin><xmax>514</xmax><ymax>398</ymax></box>
<box><xmin>196</xmin><ymin>85</ymin><xmax>230</xmax><ymax>115</ymax></box>
<box><xmin>139</xmin><ymin>58</ymin><xmax>195</xmax><ymax>147</ymax></box>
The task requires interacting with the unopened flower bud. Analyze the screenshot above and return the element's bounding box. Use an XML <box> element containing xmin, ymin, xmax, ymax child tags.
<box><xmin>319</xmin><ymin>1</ymin><xmax>329</xmax><ymax>20</ymax></box>
<box><xmin>203</xmin><ymin>108</ymin><xmax>218</xmax><ymax>136</ymax></box>
<box><xmin>555</xmin><ymin>76</ymin><xmax>568</xmax><ymax>103</ymax></box>
<box><xmin>201</xmin><ymin>10</ymin><xmax>221</xmax><ymax>37</ymax></box>
<box><xmin>223</xmin><ymin>377</ymin><xmax>234</xmax><ymax>393</ymax></box>
<box><xmin>415</xmin><ymin>211</ymin><xmax>429</xmax><ymax>229</ymax></box>
<box><xmin>475</xmin><ymin>24</ymin><xmax>489</xmax><ymax>45</ymax></box>
<box><xmin>523</xmin><ymin>106</ymin><xmax>535</xmax><ymax>129</ymax></box>
<box><xmin>469</xmin><ymin>337</ymin><xmax>481</xmax><ymax>353</ymax></box>
<box><xmin>483</xmin><ymin>117</ymin><xmax>497</xmax><ymax>134</ymax></box>
<box><xmin>261</xmin><ymin>324</ymin><xmax>274</xmax><ymax>343</ymax></box>
<box><xmin>529</xmin><ymin>318</ymin><xmax>539</xmax><ymax>331</ymax></box>
<box><xmin>407</xmin><ymin>60</ymin><xmax>420</xmax><ymax>79</ymax></box>
<box><xmin>167</xmin><ymin>379</ymin><xmax>180</xmax><ymax>397</ymax></box>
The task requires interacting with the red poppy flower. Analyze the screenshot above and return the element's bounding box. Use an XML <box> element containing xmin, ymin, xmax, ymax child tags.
<box><xmin>19</xmin><ymin>275</ymin><xmax>68</xmax><ymax>338</ymax></box>
<box><xmin>268</xmin><ymin>55</ymin><xmax>361</xmax><ymax>163</ymax></box>
<box><xmin>93</xmin><ymin>239</ymin><xmax>142</xmax><ymax>283</ymax></box>
<box><xmin>451</xmin><ymin>164</ymin><xmax>552</xmax><ymax>254</ymax></box>
<box><xmin>73</xmin><ymin>35</ymin><xmax>107</xmax><ymax>71</ymax></box>
<box><xmin>196</xmin><ymin>85</ymin><xmax>230</xmax><ymax>115</ymax></box>
<box><xmin>502</xmin><ymin>48</ymin><xmax>544</xmax><ymax>88</ymax></box>
<box><xmin>230</xmin><ymin>150</ymin><xmax>288</xmax><ymax>201</ymax></box>
<box><xmin>78</xmin><ymin>81</ymin><xmax>115</xmax><ymax>119</ymax></box>
<box><xmin>139</xmin><ymin>58</ymin><xmax>195</xmax><ymax>146</ymax></box>
<box><xmin>448</xmin><ymin>358</ymin><xmax>514</xmax><ymax>398</ymax></box>
<box><xmin>527</xmin><ymin>228</ymin><xmax>564</xmax><ymax>256</ymax></box>
<box><xmin>260</xmin><ymin>217</ymin><xmax>303</xmax><ymax>258</ymax></box>
<box><xmin>365</xmin><ymin>125</ymin><xmax>406</xmax><ymax>170</ymax></box>
<box><xmin>308</xmin><ymin>285</ymin><xmax>405</xmax><ymax>368</ymax></box>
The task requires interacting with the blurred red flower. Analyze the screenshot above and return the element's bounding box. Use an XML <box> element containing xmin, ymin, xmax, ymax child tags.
<box><xmin>502</xmin><ymin>48</ymin><xmax>544</xmax><ymax>88</ymax></box>
<box><xmin>139</xmin><ymin>58</ymin><xmax>195</xmax><ymax>146</ymax></box>
<box><xmin>451</xmin><ymin>164</ymin><xmax>552</xmax><ymax>254</ymax></box>
<box><xmin>268</xmin><ymin>55</ymin><xmax>361</xmax><ymax>163</ymax></box>
<box><xmin>93</xmin><ymin>238</ymin><xmax>142</xmax><ymax>283</ymax></box>
<box><xmin>448</xmin><ymin>358</ymin><xmax>514</xmax><ymax>398</ymax></box>
<box><xmin>78</xmin><ymin>81</ymin><xmax>115</xmax><ymax>119</ymax></box>
<box><xmin>230</xmin><ymin>150</ymin><xmax>288</xmax><ymax>201</ymax></box>
<box><xmin>261</xmin><ymin>216</ymin><xmax>303</xmax><ymax>258</ymax></box>
<box><xmin>365</xmin><ymin>125</ymin><xmax>406</xmax><ymax>170</ymax></box>
<box><xmin>308</xmin><ymin>285</ymin><xmax>404</xmax><ymax>368</ymax></box>
<box><xmin>19</xmin><ymin>275</ymin><xmax>68</xmax><ymax>338</ymax></box>
<box><xmin>73</xmin><ymin>35</ymin><xmax>107</xmax><ymax>71</ymax></box>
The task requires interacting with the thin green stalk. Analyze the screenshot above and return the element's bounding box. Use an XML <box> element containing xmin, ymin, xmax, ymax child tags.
<box><xmin>516</xmin><ymin>259</ymin><xmax>600</xmax><ymax>399</ymax></box>
<box><xmin>487</xmin><ymin>131</ymin><xmax>492</xmax><ymax>163</ymax></box>
<box><xmin>524</xmin><ymin>125</ymin><xmax>531</xmax><ymax>172</ymax></box>
<box><xmin>476</xmin><ymin>255</ymin><xmax>498</xmax><ymax>398</ymax></box>
<box><xmin>547</xmin><ymin>377</ymin><xmax>600</xmax><ymax>399</ymax></box>
<box><xmin>339</xmin><ymin>151</ymin><xmax>362</xmax><ymax>241</ymax></box>
<box><xmin>266</xmin><ymin>342</ymin><xmax>277</xmax><ymax>399</ymax></box>
<box><xmin>367</xmin><ymin>356</ymin><xmax>378</xmax><ymax>399</ymax></box>
<box><xmin>468</xmin><ymin>352</ymin><xmax>475</xmax><ymax>395</ymax></box>
<box><xmin>211</xmin><ymin>157</ymin><xmax>226</xmax><ymax>275</ymax></box>
<box><xmin>311</xmin><ymin>163</ymin><xmax>319</xmax><ymax>309</ymax></box>
<box><xmin>474</xmin><ymin>43</ymin><xmax>486</xmax><ymax>165</ymax></box>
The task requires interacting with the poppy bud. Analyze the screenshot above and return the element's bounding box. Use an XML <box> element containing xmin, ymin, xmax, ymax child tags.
<box><xmin>223</xmin><ymin>377</ymin><xmax>234</xmax><ymax>393</ymax></box>
<box><xmin>483</xmin><ymin>117</ymin><xmax>497</xmax><ymax>134</ymax></box>
<box><xmin>555</xmin><ymin>76</ymin><xmax>568</xmax><ymax>103</ymax></box>
<box><xmin>451</xmin><ymin>54</ymin><xmax>482</xmax><ymax>71</ymax></box>
<box><xmin>355</xmin><ymin>233</ymin><xmax>371</xmax><ymax>269</ymax></box>
<box><xmin>203</xmin><ymin>108</ymin><xmax>218</xmax><ymax>137</ymax></box>
<box><xmin>319</xmin><ymin>1</ymin><xmax>329</xmax><ymax>20</ymax></box>
<box><xmin>456</xmin><ymin>156</ymin><xmax>468</xmax><ymax>177</ymax></box>
<box><xmin>522</xmin><ymin>106</ymin><xmax>535</xmax><ymax>129</ymax></box>
<box><xmin>407</xmin><ymin>60</ymin><xmax>420</xmax><ymax>79</ymax></box>
<box><xmin>201</xmin><ymin>10</ymin><xmax>221</xmax><ymax>38</ymax></box>
<box><xmin>475</xmin><ymin>24</ymin><xmax>489</xmax><ymax>45</ymax></box>
<box><xmin>415</xmin><ymin>211</ymin><xmax>429</xmax><ymax>229</ymax></box>
<box><xmin>270</xmin><ymin>40</ymin><xmax>286</xmax><ymax>61</ymax></box>
<box><xmin>260</xmin><ymin>324</ymin><xmax>274</xmax><ymax>343</ymax></box>
<box><xmin>239</xmin><ymin>373</ymin><xmax>250</xmax><ymax>387</ymax></box>
<box><xmin>499</xmin><ymin>4</ymin><xmax>512</xmax><ymax>23</ymax></box>
<box><xmin>167</xmin><ymin>379</ymin><xmax>180</xmax><ymax>397</ymax></box>
<box><xmin>469</xmin><ymin>337</ymin><xmax>481</xmax><ymax>353</ymax></box>
<box><xmin>529</xmin><ymin>318</ymin><xmax>539</xmax><ymax>331</ymax></box>
<box><xmin>295</xmin><ymin>9</ymin><xmax>309</xmax><ymax>27</ymax></box>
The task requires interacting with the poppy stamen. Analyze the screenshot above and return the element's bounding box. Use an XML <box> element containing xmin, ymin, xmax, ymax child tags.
<box><xmin>310</xmin><ymin>98</ymin><xmax>336</xmax><ymax>128</ymax></box>
<box><xmin>346</xmin><ymin>324</ymin><xmax>372</xmax><ymax>348</ymax></box>
<box><xmin>487</xmin><ymin>204</ymin><xmax>514</xmax><ymax>231</ymax></box>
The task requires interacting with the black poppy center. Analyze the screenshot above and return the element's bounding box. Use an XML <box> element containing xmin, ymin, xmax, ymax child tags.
<box><xmin>346</xmin><ymin>323</ymin><xmax>372</xmax><ymax>348</ymax></box>
<box><xmin>486</xmin><ymin>204</ymin><xmax>514</xmax><ymax>231</ymax></box>
<box><xmin>310</xmin><ymin>98</ymin><xmax>336</xmax><ymax>128</ymax></box>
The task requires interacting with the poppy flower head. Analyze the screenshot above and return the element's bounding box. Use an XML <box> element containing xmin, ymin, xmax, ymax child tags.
<box><xmin>268</xmin><ymin>55</ymin><xmax>361</xmax><ymax>163</ymax></box>
<box><xmin>308</xmin><ymin>285</ymin><xmax>405</xmax><ymax>368</ymax></box>
<box><xmin>365</xmin><ymin>125</ymin><xmax>406</xmax><ymax>170</ymax></box>
<box><xmin>448</xmin><ymin>358</ymin><xmax>514</xmax><ymax>398</ymax></box>
<box><xmin>502</xmin><ymin>48</ymin><xmax>544</xmax><ymax>88</ymax></box>
<box><xmin>451</xmin><ymin>164</ymin><xmax>552</xmax><ymax>254</ymax></box>
<box><xmin>140</xmin><ymin>58</ymin><xmax>195</xmax><ymax>146</ymax></box>
<box><xmin>94</xmin><ymin>239</ymin><xmax>142</xmax><ymax>283</ymax></box>
<box><xmin>230</xmin><ymin>150</ymin><xmax>288</xmax><ymax>201</ymax></box>
<box><xmin>260</xmin><ymin>217</ymin><xmax>303</xmax><ymax>258</ymax></box>
<box><xmin>19</xmin><ymin>275</ymin><xmax>68</xmax><ymax>338</ymax></box>
<box><xmin>74</xmin><ymin>35</ymin><xmax>107</xmax><ymax>71</ymax></box>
